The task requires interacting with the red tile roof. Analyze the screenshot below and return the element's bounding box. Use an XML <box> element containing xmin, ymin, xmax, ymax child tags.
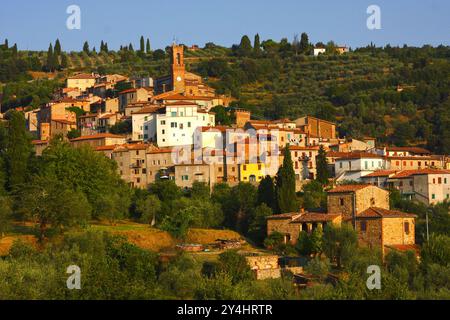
<box><xmin>386</xmin><ymin>146</ymin><xmax>431</xmax><ymax>154</ymax></box>
<box><xmin>391</xmin><ymin>168</ymin><xmax>450</xmax><ymax>179</ymax></box>
<box><xmin>119</xmin><ymin>88</ymin><xmax>137</xmax><ymax>94</ymax></box>
<box><xmin>363</xmin><ymin>170</ymin><xmax>398</xmax><ymax>177</ymax></box>
<box><xmin>131</xmin><ymin>106</ymin><xmax>163</xmax><ymax>114</ymax></box>
<box><xmin>358</xmin><ymin>207</ymin><xmax>417</xmax><ymax>219</ymax></box>
<box><xmin>70</xmin><ymin>133</ymin><xmax>125</xmax><ymax>141</ymax></box>
<box><xmin>68</xmin><ymin>73</ymin><xmax>97</xmax><ymax>80</ymax></box>
<box><xmin>335</xmin><ymin>152</ymin><xmax>383</xmax><ymax>159</ymax></box>
<box><xmin>328</xmin><ymin>184</ymin><xmax>372</xmax><ymax>193</ymax></box>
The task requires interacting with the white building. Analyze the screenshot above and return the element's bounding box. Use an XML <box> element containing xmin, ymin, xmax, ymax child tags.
<box><xmin>388</xmin><ymin>169</ymin><xmax>450</xmax><ymax>205</ymax></box>
<box><xmin>131</xmin><ymin>105</ymin><xmax>162</xmax><ymax>141</ymax></box>
<box><xmin>335</xmin><ymin>153</ymin><xmax>386</xmax><ymax>182</ymax></box>
<box><xmin>132</xmin><ymin>101</ymin><xmax>215</xmax><ymax>147</ymax></box>
<box><xmin>156</xmin><ymin>102</ymin><xmax>215</xmax><ymax>147</ymax></box>
<box><xmin>313</xmin><ymin>48</ymin><xmax>326</xmax><ymax>56</ymax></box>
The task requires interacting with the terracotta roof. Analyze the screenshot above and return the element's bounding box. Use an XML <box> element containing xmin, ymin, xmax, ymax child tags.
<box><xmin>119</xmin><ymin>88</ymin><xmax>137</xmax><ymax>94</ymax></box>
<box><xmin>386</xmin><ymin>146</ymin><xmax>431</xmax><ymax>154</ymax></box>
<box><xmin>289</xmin><ymin>145</ymin><xmax>320</xmax><ymax>151</ymax></box>
<box><xmin>326</xmin><ymin>151</ymin><xmax>353</xmax><ymax>158</ymax></box>
<box><xmin>200</xmin><ymin>126</ymin><xmax>231</xmax><ymax>133</ymax></box>
<box><xmin>70</xmin><ymin>133</ymin><xmax>125</xmax><ymax>141</ymax></box>
<box><xmin>52</xmin><ymin>119</ymin><xmax>76</xmax><ymax>125</ymax></box>
<box><xmin>362</xmin><ymin>170</ymin><xmax>398</xmax><ymax>178</ymax></box>
<box><xmin>391</xmin><ymin>168</ymin><xmax>450</xmax><ymax>179</ymax></box>
<box><xmin>160</xmin><ymin>93</ymin><xmax>215</xmax><ymax>101</ymax></box>
<box><xmin>387</xmin><ymin>155</ymin><xmax>442</xmax><ymax>160</ymax></box>
<box><xmin>68</xmin><ymin>73</ymin><xmax>97</xmax><ymax>80</ymax></box>
<box><xmin>164</xmin><ymin>101</ymin><xmax>198</xmax><ymax>106</ymax></box>
<box><xmin>32</xmin><ymin>140</ymin><xmax>49</xmax><ymax>145</ymax></box>
<box><xmin>147</xmin><ymin>148</ymin><xmax>173</xmax><ymax>154</ymax></box>
<box><xmin>132</xmin><ymin>106</ymin><xmax>163</xmax><ymax>115</ymax></box>
<box><xmin>328</xmin><ymin>184</ymin><xmax>372</xmax><ymax>193</ymax></box>
<box><xmin>385</xmin><ymin>244</ymin><xmax>420</xmax><ymax>253</ymax></box>
<box><xmin>95</xmin><ymin>145</ymin><xmax>117</xmax><ymax>151</ymax></box>
<box><xmin>267</xmin><ymin>213</ymin><xmax>302</xmax><ymax>220</ymax></box>
<box><xmin>335</xmin><ymin>152</ymin><xmax>383</xmax><ymax>159</ymax></box>
<box><xmin>358</xmin><ymin>207</ymin><xmax>417</xmax><ymax>219</ymax></box>
<box><xmin>292</xmin><ymin>213</ymin><xmax>341</xmax><ymax>223</ymax></box>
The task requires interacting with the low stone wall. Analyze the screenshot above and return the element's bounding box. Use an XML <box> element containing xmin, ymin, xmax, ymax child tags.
<box><xmin>254</xmin><ymin>268</ymin><xmax>282</xmax><ymax>280</ymax></box>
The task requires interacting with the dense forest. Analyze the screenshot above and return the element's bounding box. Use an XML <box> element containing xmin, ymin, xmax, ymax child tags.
<box><xmin>1</xmin><ymin>35</ymin><xmax>449</xmax><ymax>153</ymax></box>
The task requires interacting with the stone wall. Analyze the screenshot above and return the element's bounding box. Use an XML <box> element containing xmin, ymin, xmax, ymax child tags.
<box><xmin>355</xmin><ymin>218</ymin><xmax>383</xmax><ymax>249</ymax></box>
<box><xmin>267</xmin><ymin>219</ymin><xmax>301</xmax><ymax>244</ymax></box>
<box><xmin>382</xmin><ymin>217</ymin><xmax>415</xmax><ymax>246</ymax></box>
<box><xmin>327</xmin><ymin>193</ymin><xmax>355</xmax><ymax>219</ymax></box>
<box><xmin>355</xmin><ymin>187</ymin><xmax>389</xmax><ymax>213</ymax></box>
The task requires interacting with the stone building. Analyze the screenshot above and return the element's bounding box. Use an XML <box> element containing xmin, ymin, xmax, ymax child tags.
<box><xmin>267</xmin><ymin>184</ymin><xmax>416</xmax><ymax>254</ymax></box>
<box><xmin>154</xmin><ymin>44</ymin><xmax>216</xmax><ymax>97</ymax></box>
<box><xmin>327</xmin><ymin>184</ymin><xmax>389</xmax><ymax>221</ymax></box>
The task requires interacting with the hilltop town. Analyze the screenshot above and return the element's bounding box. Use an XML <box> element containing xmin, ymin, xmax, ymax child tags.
<box><xmin>0</xmin><ymin>38</ymin><xmax>449</xmax><ymax>300</ymax></box>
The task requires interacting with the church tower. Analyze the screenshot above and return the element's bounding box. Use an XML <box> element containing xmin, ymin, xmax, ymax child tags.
<box><xmin>171</xmin><ymin>44</ymin><xmax>185</xmax><ymax>93</ymax></box>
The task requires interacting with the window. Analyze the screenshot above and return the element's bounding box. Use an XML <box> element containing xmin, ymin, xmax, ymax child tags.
<box><xmin>438</xmin><ymin>177</ymin><xmax>442</xmax><ymax>184</ymax></box>
<box><xmin>162</xmin><ymin>130</ymin><xmax>165</xmax><ymax>134</ymax></box>
<box><xmin>445</xmin><ymin>178</ymin><xmax>448</xmax><ymax>184</ymax></box>
<box><xmin>218</xmin><ymin>167</ymin><xmax>222</xmax><ymax>173</ymax></box>
<box><xmin>365</xmin><ymin>161</ymin><xmax>368</xmax><ymax>170</ymax></box>
<box><xmin>340</xmin><ymin>198</ymin><xmax>344</xmax><ymax>206</ymax></box>
<box><xmin>188</xmin><ymin>122</ymin><xmax>191</xmax><ymax>127</ymax></box>
<box><xmin>339</xmin><ymin>162</ymin><xmax>343</xmax><ymax>169</ymax></box>
<box><xmin>142</xmin><ymin>169</ymin><xmax>147</xmax><ymax>174</ymax></box>
<box><xmin>360</xmin><ymin>221</ymin><xmax>367</xmax><ymax>232</ymax></box>
<box><xmin>171</xmin><ymin>112</ymin><xmax>177</xmax><ymax>117</ymax></box>
<box><xmin>370</xmin><ymin>198</ymin><xmax>375</xmax><ymax>206</ymax></box>
<box><xmin>161</xmin><ymin>120</ymin><xmax>166</xmax><ymax>125</ymax></box>
<box><xmin>404</xmin><ymin>222</ymin><xmax>410</xmax><ymax>235</ymax></box>
<box><xmin>171</xmin><ymin>122</ymin><xmax>177</xmax><ymax>128</ymax></box>
<box><xmin>144</xmin><ymin>116</ymin><xmax>148</xmax><ymax>121</ymax></box>
<box><xmin>136</xmin><ymin>151</ymin><xmax>139</xmax><ymax>155</ymax></box>
<box><xmin>180</xmin><ymin>123</ymin><xmax>184</xmax><ymax>129</ymax></box>
<box><xmin>432</xmin><ymin>194</ymin><xmax>436</xmax><ymax>200</ymax></box>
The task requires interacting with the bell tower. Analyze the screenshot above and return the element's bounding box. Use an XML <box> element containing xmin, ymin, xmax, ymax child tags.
<box><xmin>171</xmin><ymin>44</ymin><xmax>185</xmax><ymax>93</ymax></box>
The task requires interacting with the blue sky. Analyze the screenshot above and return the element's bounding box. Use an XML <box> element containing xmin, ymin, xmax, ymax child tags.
<box><xmin>0</xmin><ymin>0</ymin><xmax>449</xmax><ymax>51</ymax></box>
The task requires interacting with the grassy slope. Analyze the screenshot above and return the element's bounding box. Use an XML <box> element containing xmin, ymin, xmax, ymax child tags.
<box><xmin>0</xmin><ymin>220</ymin><xmax>247</xmax><ymax>256</ymax></box>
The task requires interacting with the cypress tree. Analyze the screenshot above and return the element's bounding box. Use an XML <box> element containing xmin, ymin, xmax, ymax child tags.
<box><xmin>83</xmin><ymin>41</ymin><xmax>90</xmax><ymax>54</ymax></box>
<box><xmin>61</xmin><ymin>53</ymin><xmax>69</xmax><ymax>69</ymax></box>
<box><xmin>140</xmin><ymin>36</ymin><xmax>145</xmax><ymax>53</ymax></box>
<box><xmin>54</xmin><ymin>39</ymin><xmax>62</xmax><ymax>55</ymax></box>
<box><xmin>257</xmin><ymin>175</ymin><xmax>275</xmax><ymax>210</ymax></box>
<box><xmin>128</xmin><ymin>43</ymin><xmax>134</xmax><ymax>52</ymax></box>
<box><xmin>316</xmin><ymin>145</ymin><xmax>330</xmax><ymax>185</ymax></box>
<box><xmin>46</xmin><ymin>43</ymin><xmax>54</xmax><ymax>71</ymax></box>
<box><xmin>275</xmin><ymin>145</ymin><xmax>298</xmax><ymax>213</ymax></box>
<box><xmin>254</xmin><ymin>34</ymin><xmax>261</xmax><ymax>55</ymax></box>
<box><xmin>146</xmin><ymin>38</ymin><xmax>151</xmax><ymax>53</ymax></box>
<box><xmin>11</xmin><ymin>43</ymin><xmax>18</xmax><ymax>57</ymax></box>
<box><xmin>4</xmin><ymin>39</ymin><xmax>8</xmax><ymax>49</ymax></box>
<box><xmin>238</xmin><ymin>35</ymin><xmax>252</xmax><ymax>57</ymax></box>
<box><xmin>299</xmin><ymin>32</ymin><xmax>309</xmax><ymax>53</ymax></box>
<box><xmin>104</xmin><ymin>42</ymin><xmax>109</xmax><ymax>53</ymax></box>
<box><xmin>2</xmin><ymin>111</ymin><xmax>32</xmax><ymax>191</ymax></box>
<box><xmin>100</xmin><ymin>40</ymin><xmax>105</xmax><ymax>52</ymax></box>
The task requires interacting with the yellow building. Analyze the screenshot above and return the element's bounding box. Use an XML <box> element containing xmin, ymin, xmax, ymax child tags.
<box><xmin>66</xmin><ymin>73</ymin><xmax>98</xmax><ymax>92</ymax></box>
<box><xmin>239</xmin><ymin>163</ymin><xmax>267</xmax><ymax>183</ymax></box>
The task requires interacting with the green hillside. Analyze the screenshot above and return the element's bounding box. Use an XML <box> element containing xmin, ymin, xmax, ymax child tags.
<box><xmin>1</xmin><ymin>38</ymin><xmax>449</xmax><ymax>153</ymax></box>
